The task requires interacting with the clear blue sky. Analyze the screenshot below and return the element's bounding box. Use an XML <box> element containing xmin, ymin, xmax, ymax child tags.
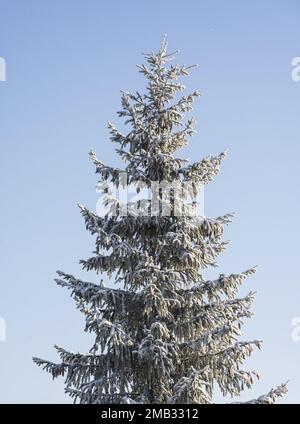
<box><xmin>0</xmin><ymin>0</ymin><xmax>299</xmax><ymax>403</ymax></box>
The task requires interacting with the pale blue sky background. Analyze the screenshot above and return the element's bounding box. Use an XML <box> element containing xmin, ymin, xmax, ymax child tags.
<box><xmin>0</xmin><ymin>0</ymin><xmax>299</xmax><ymax>403</ymax></box>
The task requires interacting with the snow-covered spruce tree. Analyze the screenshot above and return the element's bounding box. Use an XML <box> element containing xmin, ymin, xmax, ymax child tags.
<box><xmin>33</xmin><ymin>37</ymin><xmax>287</xmax><ymax>404</ymax></box>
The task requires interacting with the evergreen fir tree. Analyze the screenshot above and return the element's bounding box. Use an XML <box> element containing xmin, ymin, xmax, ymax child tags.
<box><xmin>33</xmin><ymin>37</ymin><xmax>287</xmax><ymax>404</ymax></box>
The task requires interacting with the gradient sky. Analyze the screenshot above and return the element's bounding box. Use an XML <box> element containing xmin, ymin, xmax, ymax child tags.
<box><xmin>0</xmin><ymin>0</ymin><xmax>299</xmax><ymax>403</ymax></box>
